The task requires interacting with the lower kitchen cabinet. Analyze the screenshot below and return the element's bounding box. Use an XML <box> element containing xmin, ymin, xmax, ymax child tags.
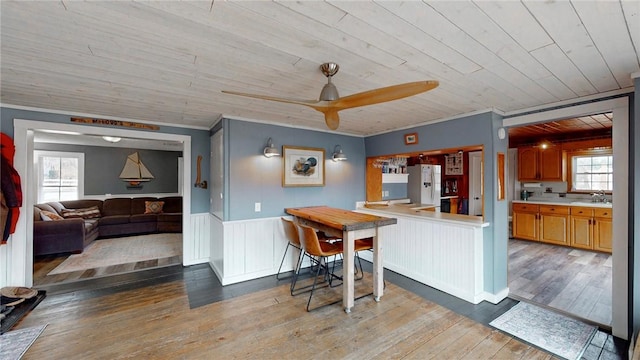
<box><xmin>569</xmin><ymin>208</ymin><xmax>594</xmax><ymax>250</ymax></box>
<box><xmin>539</xmin><ymin>205</ymin><xmax>569</xmax><ymax>246</ymax></box>
<box><xmin>593</xmin><ymin>208</ymin><xmax>613</xmax><ymax>252</ymax></box>
<box><xmin>513</xmin><ymin>202</ymin><xmax>612</xmax><ymax>253</ymax></box>
<box><xmin>512</xmin><ymin>203</ymin><xmax>538</xmax><ymax>241</ymax></box>
<box><xmin>569</xmin><ymin>207</ymin><xmax>613</xmax><ymax>253</ymax></box>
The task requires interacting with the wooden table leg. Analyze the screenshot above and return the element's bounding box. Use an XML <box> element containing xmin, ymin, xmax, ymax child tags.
<box><xmin>343</xmin><ymin>231</ymin><xmax>354</xmax><ymax>313</ymax></box>
<box><xmin>373</xmin><ymin>230</ymin><xmax>383</xmax><ymax>301</ymax></box>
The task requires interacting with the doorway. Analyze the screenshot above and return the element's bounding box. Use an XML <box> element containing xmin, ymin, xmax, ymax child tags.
<box><xmin>11</xmin><ymin>119</ymin><xmax>193</xmax><ymax>288</ymax></box>
<box><xmin>503</xmin><ymin>97</ymin><xmax>629</xmax><ymax>339</ymax></box>
<box><xmin>468</xmin><ymin>151</ymin><xmax>482</xmax><ymax>216</ymax></box>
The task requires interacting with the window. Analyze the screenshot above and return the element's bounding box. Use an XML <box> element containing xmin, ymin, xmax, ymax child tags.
<box><xmin>35</xmin><ymin>151</ymin><xmax>84</xmax><ymax>202</ymax></box>
<box><xmin>568</xmin><ymin>150</ymin><xmax>613</xmax><ymax>192</ymax></box>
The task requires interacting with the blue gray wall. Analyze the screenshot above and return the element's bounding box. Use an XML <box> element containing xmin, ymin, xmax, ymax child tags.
<box><xmin>1</xmin><ymin>106</ymin><xmax>210</xmax><ymax>213</ymax></box>
<box><xmin>34</xmin><ymin>143</ymin><xmax>181</xmax><ymax>195</ymax></box>
<box><xmin>365</xmin><ymin>111</ymin><xmax>509</xmax><ymax>296</ymax></box>
<box><xmin>221</xmin><ymin>119</ymin><xmax>365</xmax><ymax>221</ymax></box>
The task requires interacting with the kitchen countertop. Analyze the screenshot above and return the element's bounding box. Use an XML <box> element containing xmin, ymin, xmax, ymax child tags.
<box><xmin>513</xmin><ymin>199</ymin><xmax>612</xmax><ymax>208</ymax></box>
<box><xmin>358</xmin><ymin>202</ymin><xmax>489</xmax><ymax>227</ymax></box>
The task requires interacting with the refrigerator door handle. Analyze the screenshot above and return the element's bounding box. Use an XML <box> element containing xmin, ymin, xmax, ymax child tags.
<box><xmin>431</xmin><ymin>170</ymin><xmax>435</xmax><ymax>201</ymax></box>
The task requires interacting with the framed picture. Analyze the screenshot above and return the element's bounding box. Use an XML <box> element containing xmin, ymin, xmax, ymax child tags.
<box><xmin>445</xmin><ymin>152</ymin><xmax>464</xmax><ymax>175</ymax></box>
<box><xmin>404</xmin><ymin>133</ymin><xmax>418</xmax><ymax>145</ymax></box>
<box><xmin>282</xmin><ymin>146</ymin><xmax>325</xmax><ymax>187</ymax></box>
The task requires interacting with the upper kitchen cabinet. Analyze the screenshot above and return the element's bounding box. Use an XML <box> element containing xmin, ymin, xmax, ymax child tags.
<box><xmin>517</xmin><ymin>145</ymin><xmax>565</xmax><ymax>182</ymax></box>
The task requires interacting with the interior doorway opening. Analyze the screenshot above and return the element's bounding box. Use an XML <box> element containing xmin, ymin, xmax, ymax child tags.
<box><xmin>503</xmin><ymin>97</ymin><xmax>629</xmax><ymax>340</ymax></box>
<box><xmin>11</xmin><ymin>119</ymin><xmax>192</xmax><ymax>292</ymax></box>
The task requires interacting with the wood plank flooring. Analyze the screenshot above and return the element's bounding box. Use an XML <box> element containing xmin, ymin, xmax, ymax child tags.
<box><xmin>33</xmin><ymin>247</ymin><xmax>182</xmax><ymax>286</ymax></box>
<box><xmin>19</xmin><ymin>274</ymin><xmax>554</xmax><ymax>359</ymax></box>
<box><xmin>508</xmin><ymin>239</ymin><xmax>612</xmax><ymax>327</ymax></box>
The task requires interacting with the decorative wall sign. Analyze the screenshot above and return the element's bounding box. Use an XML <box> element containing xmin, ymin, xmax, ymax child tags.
<box><xmin>404</xmin><ymin>133</ymin><xmax>418</xmax><ymax>145</ymax></box>
<box><xmin>445</xmin><ymin>152</ymin><xmax>464</xmax><ymax>175</ymax></box>
<box><xmin>282</xmin><ymin>146</ymin><xmax>325</xmax><ymax>187</ymax></box>
<box><xmin>71</xmin><ymin>117</ymin><xmax>160</xmax><ymax>130</ymax></box>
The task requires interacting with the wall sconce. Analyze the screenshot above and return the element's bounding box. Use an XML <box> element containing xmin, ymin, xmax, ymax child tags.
<box><xmin>332</xmin><ymin>145</ymin><xmax>347</xmax><ymax>162</ymax></box>
<box><xmin>263</xmin><ymin>137</ymin><xmax>280</xmax><ymax>157</ymax></box>
<box><xmin>102</xmin><ymin>136</ymin><xmax>122</xmax><ymax>143</ymax></box>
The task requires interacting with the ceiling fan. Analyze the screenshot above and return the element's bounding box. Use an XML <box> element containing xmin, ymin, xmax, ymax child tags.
<box><xmin>222</xmin><ymin>62</ymin><xmax>439</xmax><ymax>130</ymax></box>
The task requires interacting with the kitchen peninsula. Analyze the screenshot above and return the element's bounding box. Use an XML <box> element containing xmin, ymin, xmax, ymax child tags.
<box><xmin>356</xmin><ymin>201</ymin><xmax>493</xmax><ymax>304</ymax></box>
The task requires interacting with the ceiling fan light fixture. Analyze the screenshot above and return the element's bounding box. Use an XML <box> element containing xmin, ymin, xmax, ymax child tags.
<box><xmin>319</xmin><ymin>81</ymin><xmax>339</xmax><ymax>101</ymax></box>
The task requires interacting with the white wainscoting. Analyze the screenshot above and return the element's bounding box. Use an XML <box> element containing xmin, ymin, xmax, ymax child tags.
<box><xmin>183</xmin><ymin>213</ymin><xmax>211</xmax><ymax>266</ymax></box>
<box><xmin>209</xmin><ymin>215</ymin><xmax>295</xmax><ymax>286</ymax></box>
<box><xmin>358</xmin><ymin>210</ymin><xmax>488</xmax><ymax>304</ymax></box>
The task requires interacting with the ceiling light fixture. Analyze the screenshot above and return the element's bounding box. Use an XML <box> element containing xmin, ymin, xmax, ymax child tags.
<box><xmin>263</xmin><ymin>137</ymin><xmax>280</xmax><ymax>157</ymax></box>
<box><xmin>102</xmin><ymin>136</ymin><xmax>122</xmax><ymax>143</ymax></box>
<box><xmin>332</xmin><ymin>145</ymin><xmax>347</xmax><ymax>162</ymax></box>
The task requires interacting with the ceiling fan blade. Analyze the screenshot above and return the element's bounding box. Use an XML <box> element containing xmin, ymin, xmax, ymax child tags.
<box><xmin>323</xmin><ymin>110</ymin><xmax>340</xmax><ymax>130</ymax></box>
<box><xmin>221</xmin><ymin>90</ymin><xmax>320</xmax><ymax>108</ymax></box>
<box><xmin>331</xmin><ymin>81</ymin><xmax>439</xmax><ymax>110</ymax></box>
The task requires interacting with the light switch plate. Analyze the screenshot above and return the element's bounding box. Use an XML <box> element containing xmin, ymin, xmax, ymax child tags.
<box><xmin>254</xmin><ymin>202</ymin><xmax>261</xmax><ymax>212</ymax></box>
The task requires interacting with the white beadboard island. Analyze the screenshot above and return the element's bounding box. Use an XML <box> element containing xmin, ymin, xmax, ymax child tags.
<box><xmin>356</xmin><ymin>201</ymin><xmax>491</xmax><ymax>304</ymax></box>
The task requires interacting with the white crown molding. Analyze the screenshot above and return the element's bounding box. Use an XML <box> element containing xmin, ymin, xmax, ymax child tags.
<box><xmin>220</xmin><ymin>114</ymin><xmax>365</xmax><ymax>138</ymax></box>
<box><xmin>0</xmin><ymin>103</ymin><xmax>211</xmax><ymax>131</ymax></box>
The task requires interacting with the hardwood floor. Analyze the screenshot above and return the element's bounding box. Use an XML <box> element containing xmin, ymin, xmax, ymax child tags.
<box><xmin>15</xmin><ymin>262</ymin><xmax>627</xmax><ymax>359</ymax></box>
<box><xmin>33</xmin><ymin>241</ymin><xmax>182</xmax><ymax>287</ymax></box>
<box><xmin>20</xmin><ymin>272</ymin><xmax>553</xmax><ymax>359</ymax></box>
<box><xmin>508</xmin><ymin>239</ymin><xmax>612</xmax><ymax>328</ymax></box>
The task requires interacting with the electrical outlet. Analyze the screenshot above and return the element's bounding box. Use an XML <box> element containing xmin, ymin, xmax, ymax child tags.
<box><xmin>254</xmin><ymin>202</ymin><xmax>261</xmax><ymax>212</ymax></box>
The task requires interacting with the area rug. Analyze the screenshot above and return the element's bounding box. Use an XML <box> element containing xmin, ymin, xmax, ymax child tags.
<box><xmin>490</xmin><ymin>302</ymin><xmax>597</xmax><ymax>360</ymax></box>
<box><xmin>0</xmin><ymin>324</ymin><xmax>47</xmax><ymax>360</ymax></box>
<box><xmin>48</xmin><ymin>233</ymin><xmax>182</xmax><ymax>275</ymax></box>
<box><xmin>1</xmin><ymin>291</ymin><xmax>47</xmax><ymax>334</ymax></box>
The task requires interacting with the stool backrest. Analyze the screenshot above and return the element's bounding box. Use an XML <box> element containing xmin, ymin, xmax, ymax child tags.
<box><xmin>298</xmin><ymin>223</ymin><xmax>326</xmax><ymax>257</ymax></box>
<box><xmin>281</xmin><ymin>217</ymin><xmax>301</xmax><ymax>247</ymax></box>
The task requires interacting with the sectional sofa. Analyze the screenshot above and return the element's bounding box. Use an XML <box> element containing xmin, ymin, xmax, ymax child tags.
<box><xmin>33</xmin><ymin>196</ymin><xmax>182</xmax><ymax>256</ymax></box>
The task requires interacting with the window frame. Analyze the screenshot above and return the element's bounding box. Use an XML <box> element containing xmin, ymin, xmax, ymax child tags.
<box><xmin>34</xmin><ymin>150</ymin><xmax>85</xmax><ymax>203</ymax></box>
<box><xmin>566</xmin><ymin>148</ymin><xmax>613</xmax><ymax>194</ymax></box>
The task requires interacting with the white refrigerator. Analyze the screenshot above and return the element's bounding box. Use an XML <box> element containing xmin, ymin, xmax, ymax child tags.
<box><xmin>408</xmin><ymin>165</ymin><xmax>442</xmax><ymax>209</ymax></box>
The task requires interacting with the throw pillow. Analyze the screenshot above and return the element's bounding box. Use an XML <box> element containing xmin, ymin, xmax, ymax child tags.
<box><xmin>40</xmin><ymin>210</ymin><xmax>64</xmax><ymax>221</ymax></box>
<box><xmin>61</xmin><ymin>206</ymin><xmax>102</xmax><ymax>219</ymax></box>
<box><xmin>144</xmin><ymin>201</ymin><xmax>164</xmax><ymax>214</ymax></box>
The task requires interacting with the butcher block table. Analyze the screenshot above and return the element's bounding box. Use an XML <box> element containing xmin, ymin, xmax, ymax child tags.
<box><xmin>285</xmin><ymin>206</ymin><xmax>397</xmax><ymax>313</ymax></box>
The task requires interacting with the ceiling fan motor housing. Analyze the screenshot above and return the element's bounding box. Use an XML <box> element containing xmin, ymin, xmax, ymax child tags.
<box><xmin>320</xmin><ymin>82</ymin><xmax>339</xmax><ymax>101</ymax></box>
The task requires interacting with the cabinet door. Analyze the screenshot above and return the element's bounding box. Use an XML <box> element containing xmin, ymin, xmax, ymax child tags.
<box><xmin>540</xmin><ymin>213</ymin><xmax>569</xmax><ymax>246</ymax></box>
<box><xmin>570</xmin><ymin>215</ymin><xmax>593</xmax><ymax>250</ymax></box>
<box><xmin>513</xmin><ymin>211</ymin><xmax>538</xmax><ymax>241</ymax></box>
<box><xmin>594</xmin><ymin>217</ymin><xmax>612</xmax><ymax>253</ymax></box>
<box><xmin>539</xmin><ymin>146</ymin><xmax>565</xmax><ymax>181</ymax></box>
<box><xmin>518</xmin><ymin>147</ymin><xmax>539</xmax><ymax>181</ymax></box>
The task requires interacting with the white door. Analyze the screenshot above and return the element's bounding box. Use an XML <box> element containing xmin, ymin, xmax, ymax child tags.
<box><xmin>468</xmin><ymin>151</ymin><xmax>482</xmax><ymax>216</ymax></box>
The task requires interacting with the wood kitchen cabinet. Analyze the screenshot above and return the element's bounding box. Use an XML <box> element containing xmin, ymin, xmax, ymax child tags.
<box><xmin>512</xmin><ymin>203</ymin><xmax>539</xmax><ymax>241</ymax></box>
<box><xmin>594</xmin><ymin>208</ymin><xmax>613</xmax><ymax>252</ymax></box>
<box><xmin>539</xmin><ymin>205</ymin><xmax>569</xmax><ymax>246</ymax></box>
<box><xmin>513</xmin><ymin>202</ymin><xmax>612</xmax><ymax>253</ymax></box>
<box><xmin>569</xmin><ymin>207</ymin><xmax>613</xmax><ymax>253</ymax></box>
<box><xmin>517</xmin><ymin>146</ymin><xmax>565</xmax><ymax>181</ymax></box>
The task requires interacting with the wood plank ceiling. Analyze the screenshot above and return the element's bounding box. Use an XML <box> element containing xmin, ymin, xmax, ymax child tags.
<box><xmin>1</xmin><ymin>1</ymin><xmax>638</xmax><ymax>136</ymax></box>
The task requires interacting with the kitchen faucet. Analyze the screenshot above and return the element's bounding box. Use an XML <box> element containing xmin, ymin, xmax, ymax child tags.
<box><xmin>591</xmin><ymin>190</ymin><xmax>606</xmax><ymax>203</ymax></box>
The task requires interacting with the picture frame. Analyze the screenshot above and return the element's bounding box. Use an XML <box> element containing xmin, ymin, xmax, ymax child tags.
<box><xmin>445</xmin><ymin>152</ymin><xmax>464</xmax><ymax>175</ymax></box>
<box><xmin>404</xmin><ymin>133</ymin><xmax>418</xmax><ymax>145</ymax></box>
<box><xmin>282</xmin><ymin>145</ymin><xmax>325</xmax><ymax>187</ymax></box>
